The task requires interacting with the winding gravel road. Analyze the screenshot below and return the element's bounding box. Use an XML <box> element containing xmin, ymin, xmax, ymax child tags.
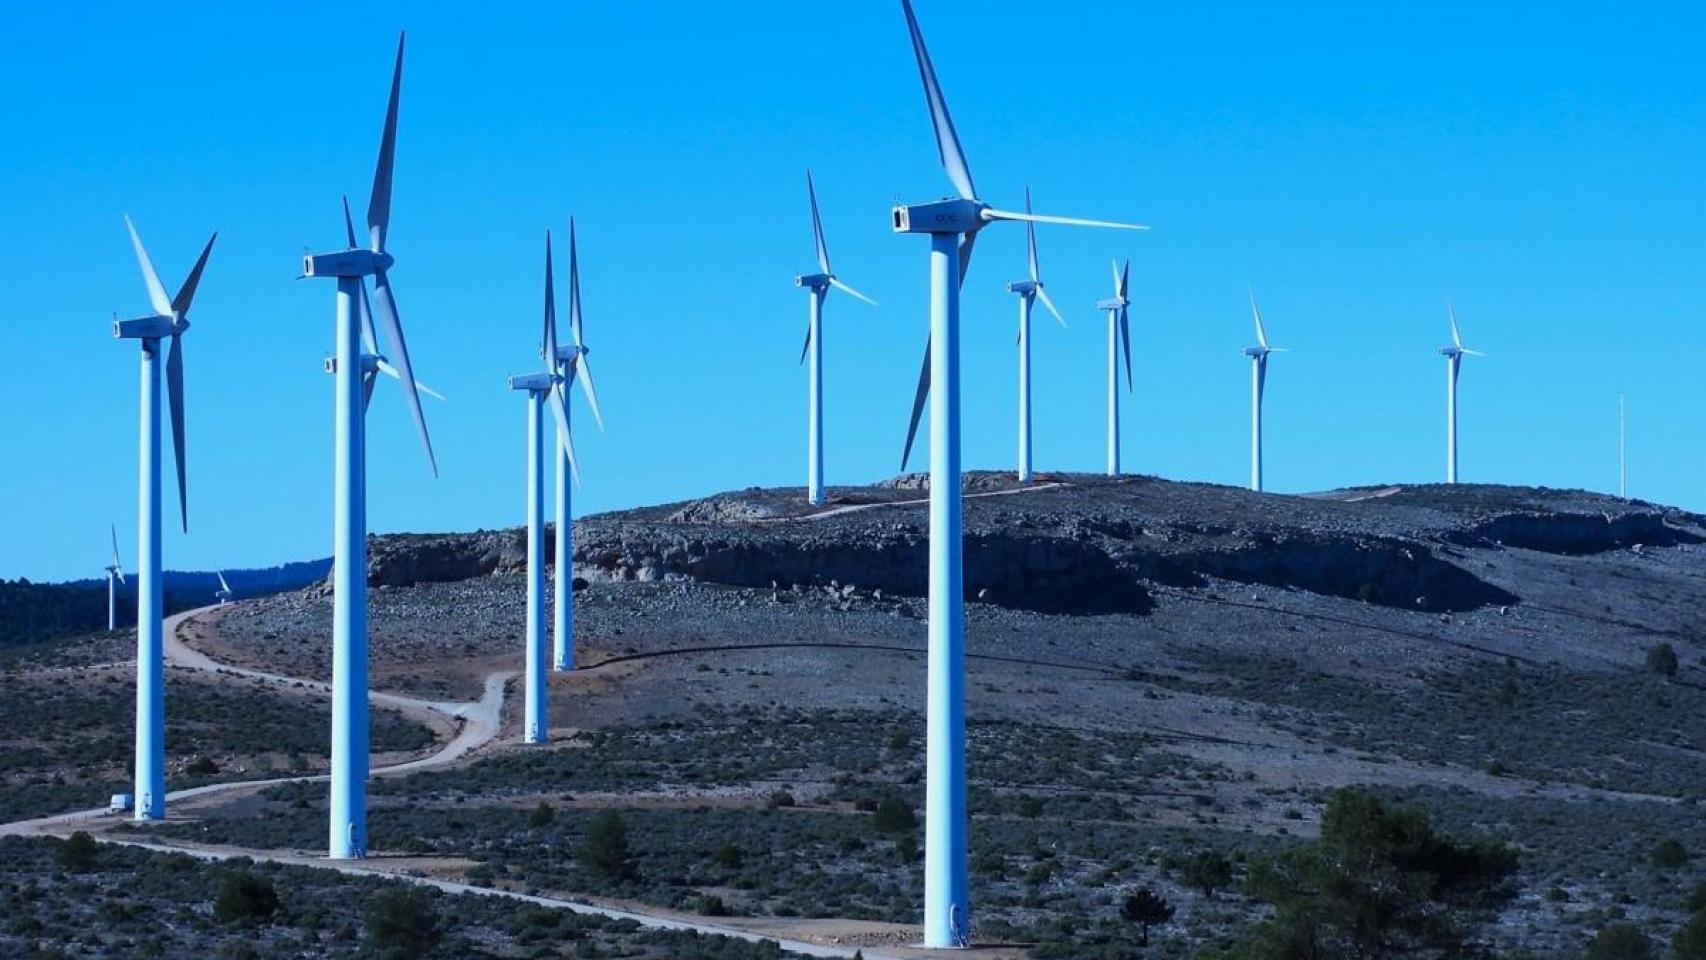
<box><xmin>0</xmin><ymin>604</ymin><xmax>919</xmax><ymax>959</ymax></box>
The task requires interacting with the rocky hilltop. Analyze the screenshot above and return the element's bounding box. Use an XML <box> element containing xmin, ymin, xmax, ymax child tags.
<box><xmin>360</xmin><ymin>473</ymin><xmax>1703</xmax><ymax>616</ymax></box>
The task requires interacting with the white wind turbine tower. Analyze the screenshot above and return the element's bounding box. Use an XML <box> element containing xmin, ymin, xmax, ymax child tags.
<box><xmin>1619</xmin><ymin>393</ymin><xmax>1627</xmax><ymax>499</ymax></box>
<box><xmin>1096</xmin><ymin>260</ymin><xmax>1132</xmax><ymax>476</ymax></box>
<box><xmin>796</xmin><ymin>171</ymin><xmax>877</xmax><ymax>506</ymax></box>
<box><xmin>550</xmin><ymin>218</ymin><xmax>604</xmax><ymax>673</ymax></box>
<box><xmin>511</xmin><ymin>230</ymin><xmax>583</xmax><ymax>743</ymax></box>
<box><xmin>1439</xmin><ymin>302</ymin><xmax>1484</xmax><ymax>484</ymax></box>
<box><xmin>1245</xmin><ymin>291</ymin><xmax>1288</xmax><ymax>492</ymax></box>
<box><xmin>105</xmin><ymin>524</ymin><xmax>126</xmax><ymax>631</ymax></box>
<box><xmin>890</xmin><ymin>0</ymin><xmax>1146</xmax><ymax>946</ymax></box>
<box><xmin>1005</xmin><ymin>187</ymin><xmax>1066</xmax><ymax>483</ymax></box>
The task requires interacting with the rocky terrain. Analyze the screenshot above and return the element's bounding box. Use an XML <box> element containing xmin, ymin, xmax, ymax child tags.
<box><xmin>21</xmin><ymin>473</ymin><xmax>1706</xmax><ymax>958</ymax></box>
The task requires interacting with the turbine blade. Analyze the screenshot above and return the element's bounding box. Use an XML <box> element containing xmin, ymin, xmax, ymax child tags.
<box><xmin>111</xmin><ymin>523</ymin><xmax>122</xmax><ymax>571</ymax></box>
<box><xmin>371</xmin><ymin>269</ymin><xmax>438</xmax><ymax>476</ymax></box>
<box><xmin>375</xmin><ymin>358</ymin><xmax>445</xmax><ymax>399</ymax></box>
<box><xmin>362</xmin><ymin>366</ymin><xmax>378</xmax><ymax>412</ymax></box>
<box><xmin>568</xmin><ymin>217</ymin><xmax>585</xmax><ymax>348</ymax></box>
<box><xmin>829</xmin><ymin>277</ymin><xmax>878</xmax><ymax>306</ymax></box>
<box><xmin>342</xmin><ymin>196</ymin><xmax>359</xmax><ymax>249</ymax></box>
<box><xmin>1119</xmin><ymin>308</ymin><xmax>1133</xmax><ymax>391</ymax></box>
<box><xmin>547</xmin><ymin>382</ymin><xmax>581</xmax><ymax>487</ymax></box>
<box><xmin>1250</xmin><ymin>289</ymin><xmax>1269</xmax><ymax>349</ymax></box>
<box><xmin>1448</xmin><ymin>300</ymin><xmax>1463</xmax><ymax>348</ymax></box>
<box><xmin>543</xmin><ymin>230</ymin><xmax>559</xmax><ymax>367</ymax></box>
<box><xmin>217</xmin><ymin>570</ymin><xmax>230</xmax><ymax>593</ymax></box>
<box><xmin>367</xmin><ymin>32</ymin><xmax>405</xmax><ymax>252</ymax></box>
<box><xmin>1034</xmin><ymin>284</ymin><xmax>1066</xmax><ymax>326</ymax></box>
<box><xmin>1025</xmin><ymin>185</ymin><xmax>1039</xmax><ymax>283</ymax></box>
<box><xmin>124</xmin><ymin>216</ymin><xmax>173</xmax><ymax>317</ymax></box>
<box><xmin>901</xmin><ymin>336</ymin><xmax>930</xmax><ymax>471</ymax></box>
<box><xmin>984</xmin><ymin>208</ymin><xmax>1148</xmax><ymax>231</ymax></box>
<box><xmin>166</xmin><ymin>333</ymin><xmax>188</xmax><ymax>531</ymax></box>
<box><xmin>807</xmin><ymin>170</ymin><xmax>831</xmax><ymax>275</ymax></box>
<box><xmin>900</xmin><ymin>0</ymin><xmax>975</xmax><ymax>201</ymax></box>
<box><xmin>799</xmin><ymin>321</ymin><xmax>812</xmax><ymax>365</ymax></box>
<box><xmin>957</xmin><ymin>231</ymin><xmax>977</xmax><ymax>287</ymax></box>
<box><xmin>575</xmin><ymin>357</ymin><xmax>605</xmax><ymax>432</ymax></box>
<box><xmin>1461</xmin><ymin>348</ymin><xmax>1487</xmax><ymax>358</ymax></box>
<box><xmin>170</xmin><ymin>232</ymin><xmax>217</xmax><ymax>318</ymax></box>
<box><xmin>1119</xmin><ymin>259</ymin><xmax>1130</xmax><ymax>301</ymax></box>
<box><xmin>357</xmin><ymin>277</ymin><xmax>379</xmax><ymax>357</ymax></box>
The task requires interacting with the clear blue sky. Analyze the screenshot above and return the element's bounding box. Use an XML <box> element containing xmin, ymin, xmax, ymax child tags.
<box><xmin>2</xmin><ymin>1</ymin><xmax>1701</xmax><ymax>582</ymax></box>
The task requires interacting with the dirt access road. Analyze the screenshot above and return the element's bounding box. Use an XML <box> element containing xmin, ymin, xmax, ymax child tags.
<box><xmin>0</xmin><ymin>605</ymin><xmax>1019</xmax><ymax>959</ymax></box>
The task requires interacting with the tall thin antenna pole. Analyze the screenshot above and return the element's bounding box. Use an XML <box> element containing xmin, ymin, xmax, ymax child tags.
<box><xmin>1619</xmin><ymin>393</ymin><xmax>1627</xmax><ymax>499</ymax></box>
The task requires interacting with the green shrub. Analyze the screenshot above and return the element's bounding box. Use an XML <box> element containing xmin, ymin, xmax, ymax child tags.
<box><xmin>1120</xmin><ymin>888</ymin><xmax>1174</xmax><ymax>946</ymax></box>
<box><xmin>213</xmin><ymin>871</ymin><xmax>279</xmax><ymax>925</ymax></box>
<box><xmin>363</xmin><ymin>886</ymin><xmax>441</xmax><ymax>960</ymax></box>
<box><xmin>57</xmin><ymin>832</ymin><xmax>99</xmax><ymax>872</ymax></box>
<box><xmin>528</xmin><ymin>802</ymin><xmax>555</xmax><ymax>827</ymax></box>
<box><xmin>871</xmin><ymin>797</ymin><xmax>917</xmax><ymax>835</ymax></box>
<box><xmin>1676</xmin><ymin>913</ymin><xmax>1706</xmax><ymax>960</ymax></box>
<box><xmin>1685</xmin><ymin>882</ymin><xmax>1706</xmax><ymax>914</ymax></box>
<box><xmin>1652</xmin><ymin>839</ymin><xmax>1689</xmax><ymax>869</ymax></box>
<box><xmin>1587</xmin><ymin>923</ymin><xmax>1654</xmax><ymax>960</ymax></box>
<box><xmin>1647</xmin><ymin>644</ymin><xmax>1679</xmax><ymax>678</ymax></box>
<box><xmin>1183</xmin><ymin>851</ymin><xmax>1233</xmax><ymax>899</ymax></box>
<box><xmin>580</xmin><ymin>810</ymin><xmax>637</xmax><ymax>882</ymax></box>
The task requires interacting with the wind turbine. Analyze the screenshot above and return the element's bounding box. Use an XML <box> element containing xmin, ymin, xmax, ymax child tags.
<box><xmin>112</xmin><ymin>216</ymin><xmax>215</xmax><ymax>822</ymax></box>
<box><xmin>797</xmin><ymin>171</ymin><xmax>877</xmax><ymax>506</ymax></box>
<box><xmin>105</xmin><ymin>524</ymin><xmax>126</xmax><ymax>632</ymax></box>
<box><xmin>549</xmin><ymin>219</ymin><xmax>604</xmax><ymax>673</ymax></box>
<box><xmin>1096</xmin><ymin>260</ymin><xmax>1132</xmax><ymax>476</ymax></box>
<box><xmin>1439</xmin><ymin>302</ymin><xmax>1484</xmax><ymax>484</ymax></box>
<box><xmin>1619</xmin><ymin>393</ymin><xmax>1627</xmax><ymax>499</ymax></box>
<box><xmin>1245</xmin><ymin>291</ymin><xmax>1288</xmax><ymax>492</ymax></box>
<box><xmin>1005</xmin><ymin>187</ymin><xmax>1066</xmax><ymax>483</ymax></box>
<box><xmin>299</xmin><ymin>33</ymin><xmax>437</xmax><ymax>860</ymax></box>
<box><xmin>214</xmin><ymin>571</ymin><xmax>233</xmax><ymax>605</ymax></box>
<box><xmin>511</xmin><ymin>230</ymin><xmax>580</xmax><ymax>743</ymax></box>
<box><xmin>890</xmin><ymin>0</ymin><xmax>1145</xmax><ymax>946</ymax></box>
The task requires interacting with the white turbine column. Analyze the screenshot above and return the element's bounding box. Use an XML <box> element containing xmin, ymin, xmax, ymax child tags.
<box><xmin>1016</xmin><ymin>294</ymin><xmax>1032</xmax><ymax>483</ymax></box>
<box><xmin>108</xmin><ymin>572</ymin><xmax>118</xmax><ymax>632</ymax></box>
<box><xmin>924</xmin><ymin>231</ymin><xmax>968</xmax><ymax>949</ymax></box>
<box><xmin>329</xmin><ymin>276</ymin><xmax>369</xmax><ymax>860</ymax></box>
<box><xmin>553</xmin><ymin>424</ymin><xmax>573</xmax><ymax>671</ymax></box>
<box><xmin>1446</xmin><ymin>355</ymin><xmax>1459</xmax><ymax>484</ymax></box>
<box><xmin>1251</xmin><ymin>356</ymin><xmax>1265</xmax><ymax>492</ymax></box>
<box><xmin>523</xmin><ymin>390</ymin><xmax>547</xmax><ymax>744</ymax></box>
<box><xmin>134</xmin><ymin>337</ymin><xmax>165</xmax><ymax>822</ymax></box>
<box><xmin>1106</xmin><ymin>311</ymin><xmax>1120</xmax><ymax>476</ymax></box>
<box><xmin>1619</xmin><ymin>394</ymin><xmax>1627</xmax><ymax>499</ymax></box>
<box><xmin>808</xmin><ymin>288</ymin><xmax>825</xmax><ymax>505</ymax></box>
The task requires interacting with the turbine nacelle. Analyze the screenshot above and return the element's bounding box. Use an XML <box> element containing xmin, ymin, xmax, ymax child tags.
<box><xmin>1006</xmin><ymin>279</ymin><xmax>1038</xmax><ymax>296</ymax></box>
<box><xmin>892</xmin><ymin>198</ymin><xmax>986</xmax><ymax>235</ymax></box>
<box><xmin>1245</xmin><ymin>346</ymin><xmax>1270</xmax><ymax>359</ymax></box>
<box><xmin>113</xmin><ymin>315</ymin><xmax>177</xmax><ymax>340</ymax></box>
<box><xmin>551</xmin><ymin>343</ymin><xmax>589</xmax><ymax>364</ymax></box>
<box><xmin>795</xmin><ymin>272</ymin><xmax>834</xmax><ymax>291</ymax></box>
<box><xmin>508</xmin><ymin>372</ymin><xmax>556</xmax><ymax>393</ymax></box>
<box><xmin>1097</xmin><ymin>297</ymin><xmax>1128</xmax><ymax>312</ymax></box>
<box><xmin>302</xmin><ymin>247</ymin><xmax>393</xmax><ymax>279</ymax></box>
<box><xmin>1440</xmin><ymin>346</ymin><xmax>1463</xmax><ymax>358</ymax></box>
